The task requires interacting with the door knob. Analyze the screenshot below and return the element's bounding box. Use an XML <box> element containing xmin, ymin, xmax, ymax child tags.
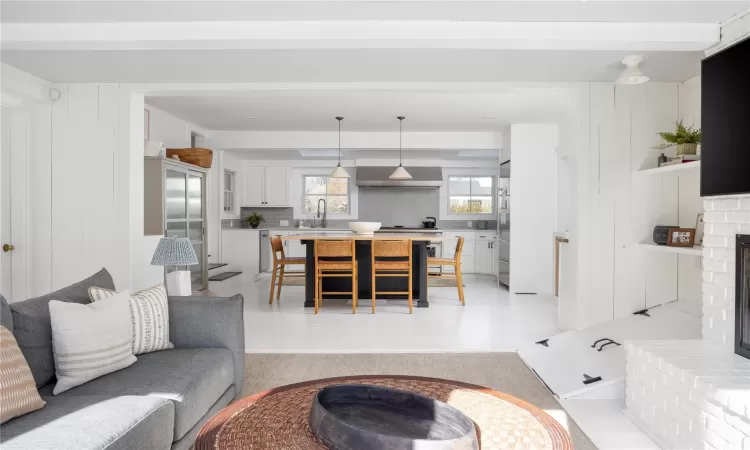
<box><xmin>3</xmin><ymin>244</ymin><xmax>15</xmax><ymax>252</ymax></box>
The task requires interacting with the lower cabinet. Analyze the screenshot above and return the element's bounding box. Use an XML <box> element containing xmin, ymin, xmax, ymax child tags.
<box><xmin>221</xmin><ymin>229</ymin><xmax>260</xmax><ymax>276</ymax></box>
<box><xmin>442</xmin><ymin>232</ymin><xmax>475</xmax><ymax>274</ymax></box>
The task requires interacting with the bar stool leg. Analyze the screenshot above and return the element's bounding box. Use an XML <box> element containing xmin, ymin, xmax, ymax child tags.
<box><xmin>268</xmin><ymin>263</ymin><xmax>278</xmax><ymax>304</ymax></box>
<box><xmin>314</xmin><ymin>270</ymin><xmax>320</xmax><ymax>314</ymax></box>
<box><xmin>456</xmin><ymin>266</ymin><xmax>466</xmax><ymax>306</ymax></box>
<box><xmin>276</xmin><ymin>266</ymin><xmax>285</xmax><ymax>300</ymax></box>
<box><xmin>408</xmin><ymin>268</ymin><xmax>413</xmax><ymax>314</ymax></box>
<box><xmin>371</xmin><ymin>270</ymin><xmax>376</xmax><ymax>314</ymax></box>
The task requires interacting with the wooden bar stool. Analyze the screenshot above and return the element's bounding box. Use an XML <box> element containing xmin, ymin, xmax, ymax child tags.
<box><xmin>314</xmin><ymin>239</ymin><xmax>358</xmax><ymax>314</ymax></box>
<box><xmin>269</xmin><ymin>236</ymin><xmax>306</xmax><ymax>304</ymax></box>
<box><xmin>371</xmin><ymin>239</ymin><xmax>413</xmax><ymax>314</ymax></box>
<box><xmin>427</xmin><ymin>236</ymin><xmax>466</xmax><ymax>305</ymax></box>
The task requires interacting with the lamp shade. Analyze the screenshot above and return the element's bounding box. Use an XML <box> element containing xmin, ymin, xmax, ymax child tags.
<box><xmin>151</xmin><ymin>237</ymin><xmax>198</xmax><ymax>266</ymax></box>
<box><xmin>389</xmin><ymin>165</ymin><xmax>413</xmax><ymax>180</ymax></box>
<box><xmin>329</xmin><ymin>164</ymin><xmax>350</xmax><ymax>178</ymax></box>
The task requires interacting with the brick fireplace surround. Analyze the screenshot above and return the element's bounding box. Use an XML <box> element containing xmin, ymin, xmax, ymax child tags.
<box><xmin>625</xmin><ymin>196</ymin><xmax>750</xmax><ymax>449</ymax></box>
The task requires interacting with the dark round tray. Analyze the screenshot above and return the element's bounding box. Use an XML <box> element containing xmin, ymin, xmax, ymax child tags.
<box><xmin>308</xmin><ymin>384</ymin><xmax>479</xmax><ymax>450</ymax></box>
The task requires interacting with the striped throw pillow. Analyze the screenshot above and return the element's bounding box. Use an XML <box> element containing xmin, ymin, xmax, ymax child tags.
<box><xmin>88</xmin><ymin>285</ymin><xmax>173</xmax><ymax>355</ymax></box>
<box><xmin>0</xmin><ymin>326</ymin><xmax>45</xmax><ymax>423</ymax></box>
<box><xmin>49</xmin><ymin>291</ymin><xmax>137</xmax><ymax>395</ymax></box>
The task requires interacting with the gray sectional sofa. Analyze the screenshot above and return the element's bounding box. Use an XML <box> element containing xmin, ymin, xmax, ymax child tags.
<box><xmin>0</xmin><ymin>268</ymin><xmax>245</xmax><ymax>450</ymax></box>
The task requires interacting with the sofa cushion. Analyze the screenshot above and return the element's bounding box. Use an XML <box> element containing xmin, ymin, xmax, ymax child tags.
<box><xmin>1</xmin><ymin>294</ymin><xmax>12</xmax><ymax>333</ymax></box>
<box><xmin>0</xmin><ymin>394</ymin><xmax>174</xmax><ymax>450</ymax></box>
<box><xmin>45</xmin><ymin>348</ymin><xmax>234</xmax><ymax>441</ymax></box>
<box><xmin>10</xmin><ymin>269</ymin><xmax>115</xmax><ymax>388</ymax></box>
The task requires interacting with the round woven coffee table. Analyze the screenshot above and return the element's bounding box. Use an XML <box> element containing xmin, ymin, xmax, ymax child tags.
<box><xmin>195</xmin><ymin>375</ymin><xmax>572</xmax><ymax>450</ymax></box>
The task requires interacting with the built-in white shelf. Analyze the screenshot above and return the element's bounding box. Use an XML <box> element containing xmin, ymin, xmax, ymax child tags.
<box><xmin>636</xmin><ymin>161</ymin><xmax>700</xmax><ymax>176</ymax></box>
<box><xmin>635</xmin><ymin>242</ymin><xmax>702</xmax><ymax>256</ymax></box>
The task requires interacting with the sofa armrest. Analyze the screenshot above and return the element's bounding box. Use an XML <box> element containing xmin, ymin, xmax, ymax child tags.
<box><xmin>168</xmin><ymin>294</ymin><xmax>245</xmax><ymax>397</ymax></box>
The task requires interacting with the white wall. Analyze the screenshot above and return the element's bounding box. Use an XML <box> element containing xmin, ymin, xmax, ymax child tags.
<box><xmin>580</xmin><ymin>81</ymin><xmax>704</xmax><ymax>327</ymax></box>
<box><xmin>510</xmin><ymin>124</ymin><xmax>559</xmax><ymax>295</ymax></box>
<box><xmin>145</xmin><ymin>104</ymin><xmax>208</xmax><ymax>149</ymax></box>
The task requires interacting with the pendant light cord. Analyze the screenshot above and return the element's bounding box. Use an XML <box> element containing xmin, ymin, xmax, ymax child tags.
<box><xmin>398</xmin><ymin>116</ymin><xmax>405</xmax><ymax>166</ymax></box>
<box><xmin>336</xmin><ymin>116</ymin><xmax>343</xmax><ymax>165</ymax></box>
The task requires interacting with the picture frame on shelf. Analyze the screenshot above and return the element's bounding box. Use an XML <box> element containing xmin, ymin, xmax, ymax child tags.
<box><xmin>667</xmin><ymin>228</ymin><xmax>696</xmax><ymax>247</ymax></box>
<box><xmin>695</xmin><ymin>213</ymin><xmax>705</xmax><ymax>246</ymax></box>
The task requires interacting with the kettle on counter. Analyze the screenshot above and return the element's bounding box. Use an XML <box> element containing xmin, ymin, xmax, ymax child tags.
<box><xmin>421</xmin><ymin>217</ymin><xmax>437</xmax><ymax>229</ymax></box>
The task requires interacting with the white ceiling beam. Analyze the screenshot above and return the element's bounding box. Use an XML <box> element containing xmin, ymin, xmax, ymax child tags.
<box><xmin>1</xmin><ymin>21</ymin><xmax>719</xmax><ymax>51</ymax></box>
<box><xmin>211</xmin><ymin>130</ymin><xmax>502</xmax><ymax>150</ymax></box>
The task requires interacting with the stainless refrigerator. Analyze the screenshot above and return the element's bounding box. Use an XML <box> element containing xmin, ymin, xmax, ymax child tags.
<box><xmin>497</xmin><ymin>162</ymin><xmax>510</xmax><ymax>287</ymax></box>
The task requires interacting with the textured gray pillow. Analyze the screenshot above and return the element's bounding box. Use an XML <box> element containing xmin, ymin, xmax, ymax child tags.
<box><xmin>9</xmin><ymin>269</ymin><xmax>115</xmax><ymax>388</ymax></box>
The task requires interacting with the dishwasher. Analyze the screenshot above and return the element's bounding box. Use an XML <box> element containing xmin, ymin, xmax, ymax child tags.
<box><xmin>259</xmin><ymin>230</ymin><xmax>270</xmax><ymax>273</ymax></box>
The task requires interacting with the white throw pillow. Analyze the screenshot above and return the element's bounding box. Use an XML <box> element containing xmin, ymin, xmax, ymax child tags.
<box><xmin>88</xmin><ymin>285</ymin><xmax>173</xmax><ymax>355</ymax></box>
<box><xmin>49</xmin><ymin>291</ymin><xmax>136</xmax><ymax>395</ymax></box>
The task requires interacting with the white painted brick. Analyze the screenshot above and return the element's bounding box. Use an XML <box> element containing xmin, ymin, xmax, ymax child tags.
<box><xmin>726</xmin><ymin>414</ymin><xmax>750</xmax><ymax>436</ymax></box>
<box><xmin>705</xmin><ymin>259</ymin><xmax>729</xmax><ymax>273</ymax></box>
<box><xmin>714</xmin><ymin>198</ymin><xmax>742</xmax><ymax>211</ymax></box>
<box><xmin>712</xmin><ymin>248</ymin><xmax>736</xmax><ymax>262</ymax></box>
<box><xmin>705</xmin><ymin>235</ymin><xmax>730</xmax><ymax>249</ymax></box>
<box><xmin>729</xmin><ymin>212</ymin><xmax>750</xmax><ymax>223</ymax></box>
<box><xmin>741</xmin><ymin>198</ymin><xmax>750</xmax><ymax>211</ymax></box>
<box><xmin>704</xmin><ymin>283</ymin><xmax>729</xmax><ymax>297</ymax></box>
<box><xmin>707</xmin><ymin>414</ymin><xmax>746</xmax><ymax>447</ymax></box>
<box><xmin>706</xmin><ymin>211</ymin><xmax>730</xmax><ymax>223</ymax></box>
<box><xmin>712</xmin><ymin>223</ymin><xmax>742</xmax><ymax>237</ymax></box>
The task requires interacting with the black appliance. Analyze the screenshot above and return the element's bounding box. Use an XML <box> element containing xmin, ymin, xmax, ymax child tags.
<box><xmin>422</xmin><ymin>217</ymin><xmax>437</xmax><ymax>229</ymax></box>
<box><xmin>701</xmin><ymin>37</ymin><xmax>750</xmax><ymax>197</ymax></box>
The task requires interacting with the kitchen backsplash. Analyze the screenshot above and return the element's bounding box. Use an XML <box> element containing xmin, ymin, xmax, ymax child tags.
<box><xmin>222</xmin><ymin>201</ymin><xmax>499</xmax><ymax>230</ymax></box>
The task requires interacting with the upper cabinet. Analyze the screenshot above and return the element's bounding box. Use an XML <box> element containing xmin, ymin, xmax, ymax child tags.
<box><xmin>241</xmin><ymin>166</ymin><xmax>291</xmax><ymax>207</ymax></box>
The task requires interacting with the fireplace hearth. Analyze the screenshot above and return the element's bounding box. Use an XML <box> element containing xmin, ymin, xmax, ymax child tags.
<box><xmin>735</xmin><ymin>235</ymin><xmax>750</xmax><ymax>359</ymax></box>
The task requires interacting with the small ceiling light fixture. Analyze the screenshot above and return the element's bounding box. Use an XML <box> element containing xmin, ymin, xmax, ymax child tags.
<box><xmin>329</xmin><ymin>117</ymin><xmax>350</xmax><ymax>178</ymax></box>
<box><xmin>484</xmin><ymin>115</ymin><xmax>496</xmax><ymax>119</ymax></box>
<box><xmin>390</xmin><ymin>116</ymin><xmax>412</xmax><ymax>180</ymax></box>
<box><xmin>616</xmin><ymin>55</ymin><xmax>650</xmax><ymax>85</ymax></box>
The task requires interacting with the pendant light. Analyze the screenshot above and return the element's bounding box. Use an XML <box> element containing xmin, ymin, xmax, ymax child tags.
<box><xmin>389</xmin><ymin>116</ymin><xmax>412</xmax><ymax>179</ymax></box>
<box><xmin>329</xmin><ymin>116</ymin><xmax>350</xmax><ymax>178</ymax></box>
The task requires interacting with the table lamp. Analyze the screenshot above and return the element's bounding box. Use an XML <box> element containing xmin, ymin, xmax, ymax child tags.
<box><xmin>151</xmin><ymin>237</ymin><xmax>198</xmax><ymax>296</ymax></box>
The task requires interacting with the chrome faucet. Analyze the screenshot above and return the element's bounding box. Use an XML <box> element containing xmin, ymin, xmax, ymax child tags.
<box><xmin>317</xmin><ymin>198</ymin><xmax>327</xmax><ymax>228</ymax></box>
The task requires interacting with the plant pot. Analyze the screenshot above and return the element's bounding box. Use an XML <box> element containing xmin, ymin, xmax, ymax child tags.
<box><xmin>676</xmin><ymin>143</ymin><xmax>698</xmax><ymax>156</ymax></box>
<box><xmin>250</xmin><ymin>224</ymin><xmax>259</xmax><ymax>229</ymax></box>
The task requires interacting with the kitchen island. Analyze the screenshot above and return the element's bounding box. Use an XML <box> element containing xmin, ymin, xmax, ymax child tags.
<box><xmin>281</xmin><ymin>233</ymin><xmax>446</xmax><ymax>309</ymax></box>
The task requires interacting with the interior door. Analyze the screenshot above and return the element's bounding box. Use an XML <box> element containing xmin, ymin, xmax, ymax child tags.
<box><xmin>1</xmin><ymin>107</ymin><xmax>12</xmax><ymax>297</ymax></box>
<box><xmin>1</xmin><ymin>107</ymin><xmax>29</xmax><ymax>301</ymax></box>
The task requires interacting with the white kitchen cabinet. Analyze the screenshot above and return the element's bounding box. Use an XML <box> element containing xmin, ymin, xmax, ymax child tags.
<box><xmin>241</xmin><ymin>167</ymin><xmax>264</xmax><ymax>206</ymax></box>
<box><xmin>474</xmin><ymin>233</ymin><xmax>498</xmax><ymax>275</ymax></box>
<box><xmin>221</xmin><ymin>229</ymin><xmax>260</xmax><ymax>276</ymax></box>
<box><xmin>286</xmin><ymin>238</ymin><xmax>307</xmax><ymax>258</ymax></box>
<box><xmin>241</xmin><ymin>167</ymin><xmax>291</xmax><ymax>207</ymax></box>
<box><xmin>442</xmin><ymin>232</ymin><xmax>475</xmax><ymax>274</ymax></box>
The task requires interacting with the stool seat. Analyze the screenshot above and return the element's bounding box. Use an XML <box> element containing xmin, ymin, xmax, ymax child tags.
<box><xmin>317</xmin><ymin>261</ymin><xmax>357</xmax><ymax>270</ymax></box>
<box><xmin>371</xmin><ymin>240</ymin><xmax>413</xmax><ymax>314</ymax></box>
<box><xmin>279</xmin><ymin>257</ymin><xmax>306</xmax><ymax>264</ymax></box>
<box><xmin>372</xmin><ymin>261</ymin><xmax>410</xmax><ymax>270</ymax></box>
<box><xmin>427</xmin><ymin>257</ymin><xmax>456</xmax><ymax>265</ymax></box>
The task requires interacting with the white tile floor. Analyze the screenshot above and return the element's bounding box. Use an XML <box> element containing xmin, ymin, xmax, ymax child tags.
<box><xmin>209</xmin><ymin>272</ymin><xmax>561</xmax><ymax>353</ymax></box>
<box><xmin>208</xmin><ymin>271</ymin><xmax>658</xmax><ymax>449</ymax></box>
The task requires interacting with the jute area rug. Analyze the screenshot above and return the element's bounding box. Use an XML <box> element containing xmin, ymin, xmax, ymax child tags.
<box><xmin>239</xmin><ymin>353</ymin><xmax>596</xmax><ymax>449</ymax></box>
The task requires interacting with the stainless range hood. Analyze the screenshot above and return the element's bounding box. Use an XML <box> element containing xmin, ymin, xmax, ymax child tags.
<box><xmin>355</xmin><ymin>167</ymin><xmax>443</xmax><ymax>188</ymax></box>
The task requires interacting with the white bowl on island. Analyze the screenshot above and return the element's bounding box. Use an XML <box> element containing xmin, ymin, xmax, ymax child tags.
<box><xmin>348</xmin><ymin>222</ymin><xmax>382</xmax><ymax>235</ymax></box>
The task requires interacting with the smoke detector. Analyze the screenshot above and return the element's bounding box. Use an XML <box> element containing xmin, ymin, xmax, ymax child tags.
<box><xmin>616</xmin><ymin>55</ymin><xmax>650</xmax><ymax>85</ymax></box>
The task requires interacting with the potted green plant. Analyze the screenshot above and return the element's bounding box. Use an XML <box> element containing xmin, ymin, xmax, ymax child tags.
<box><xmin>245</xmin><ymin>212</ymin><xmax>265</xmax><ymax>229</ymax></box>
<box><xmin>653</xmin><ymin>120</ymin><xmax>701</xmax><ymax>156</ymax></box>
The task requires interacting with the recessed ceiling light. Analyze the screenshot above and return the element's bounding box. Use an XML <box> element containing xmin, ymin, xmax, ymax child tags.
<box><xmin>484</xmin><ymin>116</ymin><xmax>497</xmax><ymax>119</ymax></box>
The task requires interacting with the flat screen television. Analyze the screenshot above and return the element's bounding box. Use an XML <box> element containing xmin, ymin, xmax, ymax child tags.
<box><xmin>701</xmin><ymin>37</ymin><xmax>750</xmax><ymax>197</ymax></box>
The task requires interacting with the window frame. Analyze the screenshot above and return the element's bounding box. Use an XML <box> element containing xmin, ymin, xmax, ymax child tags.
<box><xmin>223</xmin><ymin>169</ymin><xmax>237</xmax><ymax>214</ymax></box>
<box><xmin>445</xmin><ymin>174</ymin><xmax>496</xmax><ymax>218</ymax></box>
<box><xmin>302</xmin><ymin>175</ymin><xmax>352</xmax><ymax>216</ymax></box>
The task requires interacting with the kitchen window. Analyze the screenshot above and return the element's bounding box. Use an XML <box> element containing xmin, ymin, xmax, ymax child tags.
<box><xmin>223</xmin><ymin>170</ymin><xmax>236</xmax><ymax>213</ymax></box>
<box><xmin>448</xmin><ymin>176</ymin><xmax>494</xmax><ymax>214</ymax></box>
<box><xmin>303</xmin><ymin>176</ymin><xmax>350</xmax><ymax>214</ymax></box>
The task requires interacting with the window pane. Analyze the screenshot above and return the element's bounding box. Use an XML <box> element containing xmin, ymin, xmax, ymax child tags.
<box><xmin>305</xmin><ymin>177</ymin><xmax>327</xmax><ymax>195</ymax></box>
<box><xmin>305</xmin><ymin>195</ymin><xmax>324</xmax><ymax>213</ymax></box>
<box><xmin>327</xmin><ymin>195</ymin><xmax>348</xmax><ymax>213</ymax></box>
<box><xmin>449</xmin><ymin>177</ymin><xmax>471</xmax><ymax>196</ymax></box>
<box><xmin>327</xmin><ymin>178</ymin><xmax>348</xmax><ymax>195</ymax></box>
<box><xmin>470</xmin><ymin>197</ymin><xmax>493</xmax><ymax>213</ymax></box>
<box><xmin>472</xmin><ymin>177</ymin><xmax>493</xmax><ymax>196</ymax></box>
<box><xmin>449</xmin><ymin>197</ymin><xmax>473</xmax><ymax>214</ymax></box>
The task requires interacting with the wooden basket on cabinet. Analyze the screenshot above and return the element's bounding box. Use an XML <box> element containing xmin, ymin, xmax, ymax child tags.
<box><xmin>166</xmin><ymin>148</ymin><xmax>213</xmax><ymax>168</ymax></box>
